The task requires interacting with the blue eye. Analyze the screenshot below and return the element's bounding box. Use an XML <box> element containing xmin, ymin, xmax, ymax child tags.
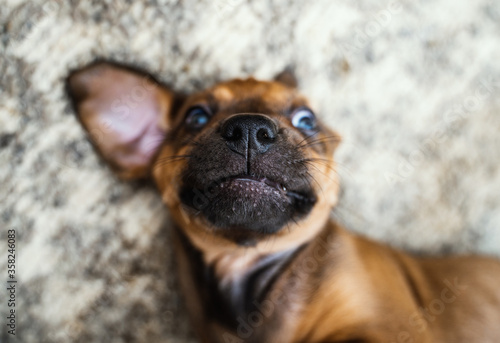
<box><xmin>185</xmin><ymin>106</ymin><xmax>210</xmax><ymax>130</ymax></box>
<box><xmin>291</xmin><ymin>108</ymin><xmax>317</xmax><ymax>131</ymax></box>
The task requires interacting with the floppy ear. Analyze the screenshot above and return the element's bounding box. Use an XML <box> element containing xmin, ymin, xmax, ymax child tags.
<box><xmin>274</xmin><ymin>67</ymin><xmax>298</xmax><ymax>88</ymax></box>
<box><xmin>67</xmin><ymin>62</ymin><xmax>176</xmax><ymax>180</ymax></box>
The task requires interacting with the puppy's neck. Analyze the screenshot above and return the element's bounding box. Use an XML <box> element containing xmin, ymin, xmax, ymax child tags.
<box><xmin>170</xmin><ymin>197</ymin><xmax>333</xmax><ymax>275</ymax></box>
<box><xmin>210</xmin><ymin>238</ymin><xmax>305</xmax><ymax>286</ymax></box>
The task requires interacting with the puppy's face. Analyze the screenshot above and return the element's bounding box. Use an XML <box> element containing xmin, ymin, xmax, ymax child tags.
<box><xmin>68</xmin><ymin>63</ymin><xmax>340</xmax><ymax>249</ymax></box>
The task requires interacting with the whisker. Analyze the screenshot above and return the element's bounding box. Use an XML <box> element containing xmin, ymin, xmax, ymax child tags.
<box><xmin>297</xmin><ymin>135</ymin><xmax>341</xmax><ymax>149</ymax></box>
<box><xmin>300</xmin><ymin>158</ymin><xmax>355</xmax><ymax>177</ymax></box>
<box><xmin>178</xmin><ymin>133</ymin><xmax>206</xmax><ymax>148</ymax></box>
<box><xmin>153</xmin><ymin>154</ymin><xmax>192</xmax><ymax>168</ymax></box>
<box><xmin>292</xmin><ymin>158</ymin><xmax>336</xmax><ymax>174</ymax></box>
<box><xmin>304</xmin><ymin>169</ymin><xmax>325</xmax><ymax>196</ymax></box>
<box><xmin>156</xmin><ymin>154</ymin><xmax>192</xmax><ymax>162</ymax></box>
<box><xmin>302</xmin><ymin>161</ymin><xmax>341</xmax><ymax>189</ymax></box>
<box><xmin>304</xmin><ymin>159</ymin><xmax>339</xmax><ymax>174</ymax></box>
<box><xmin>296</xmin><ymin>131</ymin><xmax>320</xmax><ymax>148</ymax></box>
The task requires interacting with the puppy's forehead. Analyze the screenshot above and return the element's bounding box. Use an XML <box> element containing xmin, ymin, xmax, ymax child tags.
<box><xmin>211</xmin><ymin>78</ymin><xmax>292</xmax><ymax>102</ymax></box>
<box><xmin>186</xmin><ymin>78</ymin><xmax>308</xmax><ymax>114</ymax></box>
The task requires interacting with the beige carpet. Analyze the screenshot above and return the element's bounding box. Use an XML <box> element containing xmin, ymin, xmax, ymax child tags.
<box><xmin>1</xmin><ymin>0</ymin><xmax>500</xmax><ymax>342</ymax></box>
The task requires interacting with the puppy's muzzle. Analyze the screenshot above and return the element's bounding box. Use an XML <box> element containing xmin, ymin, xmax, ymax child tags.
<box><xmin>221</xmin><ymin>114</ymin><xmax>278</xmax><ymax>156</ymax></box>
<box><xmin>179</xmin><ymin>111</ymin><xmax>316</xmax><ymax>238</ymax></box>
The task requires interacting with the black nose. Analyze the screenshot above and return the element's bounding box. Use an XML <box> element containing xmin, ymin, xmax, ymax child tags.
<box><xmin>221</xmin><ymin>114</ymin><xmax>277</xmax><ymax>156</ymax></box>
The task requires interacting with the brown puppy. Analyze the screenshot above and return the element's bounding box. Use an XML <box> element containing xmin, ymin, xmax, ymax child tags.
<box><xmin>67</xmin><ymin>62</ymin><xmax>500</xmax><ymax>343</ymax></box>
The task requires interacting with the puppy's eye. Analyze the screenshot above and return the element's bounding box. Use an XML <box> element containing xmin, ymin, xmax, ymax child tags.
<box><xmin>185</xmin><ymin>106</ymin><xmax>210</xmax><ymax>130</ymax></box>
<box><xmin>291</xmin><ymin>108</ymin><xmax>317</xmax><ymax>131</ymax></box>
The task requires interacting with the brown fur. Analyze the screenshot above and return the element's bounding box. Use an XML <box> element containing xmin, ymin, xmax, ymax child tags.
<box><xmin>68</xmin><ymin>62</ymin><xmax>500</xmax><ymax>343</ymax></box>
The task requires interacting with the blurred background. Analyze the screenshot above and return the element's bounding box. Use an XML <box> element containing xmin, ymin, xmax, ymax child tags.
<box><xmin>1</xmin><ymin>0</ymin><xmax>499</xmax><ymax>342</ymax></box>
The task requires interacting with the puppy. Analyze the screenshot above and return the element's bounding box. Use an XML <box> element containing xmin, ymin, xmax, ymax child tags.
<box><xmin>68</xmin><ymin>62</ymin><xmax>500</xmax><ymax>343</ymax></box>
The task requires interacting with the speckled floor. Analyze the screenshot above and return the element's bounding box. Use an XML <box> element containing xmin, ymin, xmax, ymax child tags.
<box><xmin>1</xmin><ymin>0</ymin><xmax>499</xmax><ymax>342</ymax></box>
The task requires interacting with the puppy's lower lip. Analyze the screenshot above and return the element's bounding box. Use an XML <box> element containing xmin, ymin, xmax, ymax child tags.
<box><xmin>226</xmin><ymin>175</ymin><xmax>286</xmax><ymax>192</ymax></box>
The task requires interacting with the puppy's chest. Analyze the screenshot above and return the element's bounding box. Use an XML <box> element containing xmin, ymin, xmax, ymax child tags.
<box><xmin>216</xmin><ymin>250</ymin><xmax>299</xmax><ymax>319</ymax></box>
<box><xmin>211</xmin><ymin>254</ymin><xmax>304</xmax><ymax>342</ymax></box>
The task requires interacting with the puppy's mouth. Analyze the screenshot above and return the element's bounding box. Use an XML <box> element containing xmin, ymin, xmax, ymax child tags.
<box><xmin>223</xmin><ymin>175</ymin><xmax>286</xmax><ymax>193</ymax></box>
<box><xmin>179</xmin><ymin>173</ymin><xmax>316</xmax><ymax>238</ymax></box>
<box><xmin>220</xmin><ymin>175</ymin><xmax>313</xmax><ymax>204</ymax></box>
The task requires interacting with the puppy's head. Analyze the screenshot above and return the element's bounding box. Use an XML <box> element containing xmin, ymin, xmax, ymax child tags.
<box><xmin>68</xmin><ymin>62</ymin><xmax>340</xmax><ymax>251</ymax></box>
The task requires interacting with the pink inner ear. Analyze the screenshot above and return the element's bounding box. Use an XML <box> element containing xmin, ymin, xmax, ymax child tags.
<box><xmin>70</xmin><ymin>63</ymin><xmax>174</xmax><ymax>179</ymax></box>
<box><xmin>103</xmin><ymin>97</ymin><xmax>166</xmax><ymax>169</ymax></box>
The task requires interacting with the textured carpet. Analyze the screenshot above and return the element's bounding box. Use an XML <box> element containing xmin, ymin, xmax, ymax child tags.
<box><xmin>1</xmin><ymin>0</ymin><xmax>499</xmax><ymax>342</ymax></box>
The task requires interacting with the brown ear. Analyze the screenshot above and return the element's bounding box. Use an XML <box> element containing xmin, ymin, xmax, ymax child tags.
<box><xmin>274</xmin><ymin>67</ymin><xmax>298</xmax><ymax>88</ymax></box>
<box><xmin>67</xmin><ymin>62</ymin><xmax>176</xmax><ymax>180</ymax></box>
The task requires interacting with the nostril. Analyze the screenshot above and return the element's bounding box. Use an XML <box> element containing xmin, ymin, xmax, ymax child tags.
<box><xmin>223</xmin><ymin>126</ymin><xmax>243</xmax><ymax>141</ymax></box>
<box><xmin>256</xmin><ymin>128</ymin><xmax>275</xmax><ymax>144</ymax></box>
<box><xmin>222</xmin><ymin>122</ymin><xmax>244</xmax><ymax>141</ymax></box>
